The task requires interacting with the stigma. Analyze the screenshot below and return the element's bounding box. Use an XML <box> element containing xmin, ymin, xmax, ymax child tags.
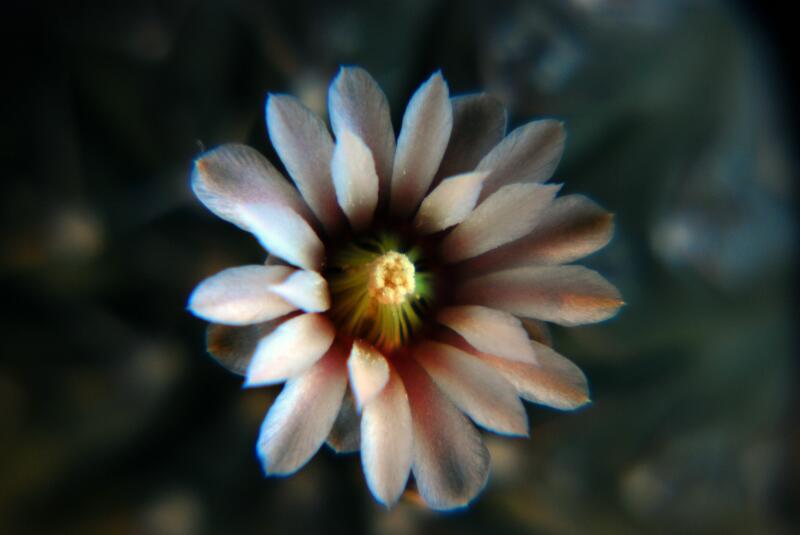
<box><xmin>368</xmin><ymin>251</ymin><xmax>416</xmax><ymax>305</ymax></box>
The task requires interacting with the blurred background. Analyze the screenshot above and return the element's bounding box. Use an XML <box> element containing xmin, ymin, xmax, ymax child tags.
<box><xmin>2</xmin><ymin>0</ymin><xmax>797</xmax><ymax>533</ymax></box>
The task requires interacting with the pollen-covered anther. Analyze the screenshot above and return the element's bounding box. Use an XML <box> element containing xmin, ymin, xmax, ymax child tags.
<box><xmin>367</xmin><ymin>251</ymin><xmax>416</xmax><ymax>305</ymax></box>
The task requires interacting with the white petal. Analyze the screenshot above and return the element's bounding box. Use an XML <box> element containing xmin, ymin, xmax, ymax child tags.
<box><xmin>413</xmin><ymin>171</ymin><xmax>488</xmax><ymax>235</ymax></box>
<box><xmin>188</xmin><ymin>265</ymin><xmax>295</xmax><ymax>325</ymax></box>
<box><xmin>360</xmin><ymin>367</ymin><xmax>413</xmax><ymax>506</ymax></box>
<box><xmin>266</xmin><ymin>94</ymin><xmax>344</xmax><ymax>233</ymax></box>
<box><xmin>442</xmin><ymin>183</ymin><xmax>561</xmax><ymax>263</ymax></box>
<box><xmin>256</xmin><ymin>348</ymin><xmax>347</xmax><ymax>475</ymax></box>
<box><xmin>347</xmin><ymin>340</ymin><xmax>390</xmax><ymax>409</ymax></box>
<box><xmin>191</xmin><ymin>144</ymin><xmax>314</xmax><ymax>231</ymax></box>
<box><xmin>390</xmin><ymin>72</ymin><xmax>453</xmax><ymax>218</ymax></box>
<box><xmin>269</xmin><ymin>270</ymin><xmax>329</xmax><ymax>313</ymax></box>
<box><xmin>245</xmin><ymin>313</ymin><xmax>335</xmax><ymax>386</ymax></box>
<box><xmin>414</xmin><ymin>341</ymin><xmax>528</xmax><ymax>436</ymax></box>
<box><xmin>476</xmin><ymin>120</ymin><xmax>565</xmax><ymax>202</ymax></box>
<box><xmin>329</xmin><ymin>67</ymin><xmax>395</xmax><ymax>204</ymax></box>
<box><xmin>206</xmin><ymin>319</ymin><xmax>285</xmax><ymax>376</ymax></box>
<box><xmin>436</xmin><ymin>305</ymin><xmax>537</xmax><ymax>364</ymax></box>
<box><xmin>396</xmin><ymin>358</ymin><xmax>490</xmax><ymax>511</ymax></box>
<box><xmin>331</xmin><ymin>129</ymin><xmax>379</xmax><ymax>232</ymax></box>
<box><xmin>327</xmin><ymin>391</ymin><xmax>361</xmax><ymax>454</ymax></box>
<box><xmin>435</xmin><ymin>94</ymin><xmax>507</xmax><ymax>182</ymax></box>
<box><xmin>458</xmin><ymin>265</ymin><xmax>624</xmax><ymax>326</ymax></box>
<box><xmin>240</xmin><ymin>203</ymin><xmax>324</xmax><ymax>271</ymax></box>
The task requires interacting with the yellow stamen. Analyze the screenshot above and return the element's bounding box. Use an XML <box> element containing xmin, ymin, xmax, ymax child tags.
<box><xmin>368</xmin><ymin>251</ymin><xmax>416</xmax><ymax>305</ymax></box>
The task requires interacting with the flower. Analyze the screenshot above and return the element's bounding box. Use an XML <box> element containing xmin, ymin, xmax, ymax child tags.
<box><xmin>188</xmin><ymin>66</ymin><xmax>622</xmax><ymax>511</ymax></box>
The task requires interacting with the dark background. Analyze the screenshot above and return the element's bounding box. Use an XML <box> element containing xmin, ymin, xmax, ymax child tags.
<box><xmin>2</xmin><ymin>1</ymin><xmax>797</xmax><ymax>533</ymax></box>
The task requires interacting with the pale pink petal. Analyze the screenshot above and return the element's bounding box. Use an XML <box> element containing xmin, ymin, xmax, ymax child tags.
<box><xmin>414</xmin><ymin>341</ymin><xmax>528</xmax><ymax>436</ymax></box>
<box><xmin>442</xmin><ymin>183</ymin><xmax>561</xmax><ymax>263</ymax></box>
<box><xmin>360</xmin><ymin>366</ymin><xmax>413</xmax><ymax>506</ymax></box>
<box><xmin>327</xmin><ymin>391</ymin><xmax>360</xmax><ymax>454</ymax></box>
<box><xmin>390</xmin><ymin>72</ymin><xmax>453</xmax><ymax>218</ymax></box>
<box><xmin>266</xmin><ymin>94</ymin><xmax>344</xmax><ymax>234</ymax></box>
<box><xmin>245</xmin><ymin>313</ymin><xmax>335</xmax><ymax>386</ymax></box>
<box><xmin>206</xmin><ymin>319</ymin><xmax>286</xmax><ymax>376</ymax></box>
<box><xmin>347</xmin><ymin>340</ymin><xmax>390</xmax><ymax>409</ymax></box>
<box><xmin>256</xmin><ymin>348</ymin><xmax>347</xmax><ymax>474</ymax></box>
<box><xmin>395</xmin><ymin>357</ymin><xmax>490</xmax><ymax>511</ymax></box>
<box><xmin>436</xmin><ymin>305</ymin><xmax>536</xmax><ymax>364</ymax></box>
<box><xmin>269</xmin><ymin>270</ymin><xmax>329</xmax><ymax>313</ymax></box>
<box><xmin>328</xmin><ymin>67</ymin><xmax>395</xmax><ymax>204</ymax></box>
<box><xmin>331</xmin><ymin>129</ymin><xmax>379</xmax><ymax>232</ymax></box>
<box><xmin>188</xmin><ymin>265</ymin><xmax>295</xmax><ymax>325</ymax></box>
<box><xmin>239</xmin><ymin>203</ymin><xmax>324</xmax><ymax>271</ymax></box>
<box><xmin>476</xmin><ymin>120</ymin><xmax>565</xmax><ymax>202</ymax></box>
<box><xmin>413</xmin><ymin>171</ymin><xmax>488</xmax><ymax>235</ymax></box>
<box><xmin>435</xmin><ymin>94</ymin><xmax>507</xmax><ymax>183</ymax></box>
<box><xmin>459</xmin><ymin>194</ymin><xmax>615</xmax><ymax>275</ymax></box>
<box><xmin>191</xmin><ymin>144</ymin><xmax>314</xmax><ymax>231</ymax></box>
<box><xmin>457</xmin><ymin>265</ymin><xmax>623</xmax><ymax>326</ymax></box>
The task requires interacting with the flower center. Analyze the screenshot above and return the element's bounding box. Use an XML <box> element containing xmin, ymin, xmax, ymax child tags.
<box><xmin>368</xmin><ymin>251</ymin><xmax>416</xmax><ymax>305</ymax></box>
<box><xmin>327</xmin><ymin>234</ymin><xmax>433</xmax><ymax>351</ymax></box>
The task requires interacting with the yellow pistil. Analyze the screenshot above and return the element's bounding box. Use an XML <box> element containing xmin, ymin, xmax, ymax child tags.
<box><xmin>368</xmin><ymin>251</ymin><xmax>416</xmax><ymax>305</ymax></box>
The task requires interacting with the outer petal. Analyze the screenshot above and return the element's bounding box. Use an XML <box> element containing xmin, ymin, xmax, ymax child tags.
<box><xmin>459</xmin><ymin>195</ymin><xmax>615</xmax><ymax>275</ymax></box>
<box><xmin>241</xmin><ymin>203</ymin><xmax>325</xmax><ymax>271</ymax></box>
<box><xmin>442</xmin><ymin>183</ymin><xmax>561</xmax><ymax>263</ymax></box>
<box><xmin>331</xmin><ymin>129</ymin><xmax>379</xmax><ymax>232</ymax></box>
<box><xmin>435</xmin><ymin>94</ymin><xmax>507</xmax><ymax>183</ymax></box>
<box><xmin>436</xmin><ymin>305</ymin><xmax>537</xmax><ymax>364</ymax></box>
<box><xmin>347</xmin><ymin>340</ymin><xmax>390</xmax><ymax>409</ymax></box>
<box><xmin>390</xmin><ymin>72</ymin><xmax>453</xmax><ymax>218</ymax></box>
<box><xmin>457</xmin><ymin>265</ymin><xmax>623</xmax><ymax>326</ymax></box>
<box><xmin>395</xmin><ymin>357</ymin><xmax>490</xmax><ymax>511</ymax></box>
<box><xmin>206</xmin><ymin>319</ymin><xmax>285</xmax><ymax>376</ymax></box>
<box><xmin>269</xmin><ymin>270</ymin><xmax>330</xmax><ymax>313</ymax></box>
<box><xmin>191</xmin><ymin>144</ymin><xmax>314</xmax><ymax>232</ymax></box>
<box><xmin>413</xmin><ymin>342</ymin><xmax>528</xmax><ymax>436</ymax></box>
<box><xmin>256</xmin><ymin>347</ymin><xmax>347</xmax><ymax>475</ymax></box>
<box><xmin>413</xmin><ymin>171</ymin><xmax>488</xmax><ymax>235</ymax></box>
<box><xmin>327</xmin><ymin>391</ymin><xmax>361</xmax><ymax>454</ymax></box>
<box><xmin>360</xmin><ymin>366</ymin><xmax>413</xmax><ymax>507</ymax></box>
<box><xmin>329</xmin><ymin>67</ymin><xmax>395</xmax><ymax>204</ymax></box>
<box><xmin>245</xmin><ymin>313</ymin><xmax>335</xmax><ymax>386</ymax></box>
<box><xmin>476</xmin><ymin>120</ymin><xmax>565</xmax><ymax>202</ymax></box>
<box><xmin>266</xmin><ymin>94</ymin><xmax>344</xmax><ymax>233</ymax></box>
<box><xmin>188</xmin><ymin>265</ymin><xmax>295</xmax><ymax>325</ymax></box>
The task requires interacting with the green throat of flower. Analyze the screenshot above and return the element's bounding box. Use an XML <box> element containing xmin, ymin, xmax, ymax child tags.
<box><xmin>327</xmin><ymin>234</ymin><xmax>433</xmax><ymax>351</ymax></box>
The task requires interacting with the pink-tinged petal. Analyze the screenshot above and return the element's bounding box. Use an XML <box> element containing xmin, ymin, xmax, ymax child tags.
<box><xmin>361</xmin><ymin>366</ymin><xmax>413</xmax><ymax>506</ymax></box>
<box><xmin>395</xmin><ymin>357</ymin><xmax>490</xmax><ymax>511</ymax></box>
<box><xmin>266</xmin><ymin>95</ymin><xmax>344</xmax><ymax>234</ymax></box>
<box><xmin>390</xmin><ymin>72</ymin><xmax>453</xmax><ymax>218</ymax></box>
<box><xmin>413</xmin><ymin>171</ymin><xmax>488</xmax><ymax>235</ymax></box>
<box><xmin>269</xmin><ymin>270</ymin><xmax>329</xmax><ymax>313</ymax></box>
<box><xmin>414</xmin><ymin>341</ymin><xmax>528</xmax><ymax>436</ymax></box>
<box><xmin>191</xmin><ymin>144</ymin><xmax>314</xmax><ymax>231</ymax></box>
<box><xmin>458</xmin><ymin>265</ymin><xmax>623</xmax><ymax>326</ymax></box>
<box><xmin>327</xmin><ymin>391</ymin><xmax>360</xmax><ymax>454</ymax></box>
<box><xmin>257</xmin><ymin>348</ymin><xmax>347</xmax><ymax>475</ymax></box>
<box><xmin>206</xmin><ymin>319</ymin><xmax>286</xmax><ymax>375</ymax></box>
<box><xmin>245</xmin><ymin>313</ymin><xmax>335</xmax><ymax>387</ymax></box>
<box><xmin>436</xmin><ymin>305</ymin><xmax>537</xmax><ymax>364</ymax></box>
<box><xmin>476</xmin><ymin>120</ymin><xmax>565</xmax><ymax>202</ymax></box>
<box><xmin>442</xmin><ymin>183</ymin><xmax>561</xmax><ymax>263</ymax></box>
<box><xmin>329</xmin><ymin>67</ymin><xmax>395</xmax><ymax>204</ymax></box>
<box><xmin>188</xmin><ymin>265</ymin><xmax>295</xmax><ymax>325</ymax></box>
<box><xmin>331</xmin><ymin>129</ymin><xmax>379</xmax><ymax>232</ymax></box>
<box><xmin>347</xmin><ymin>340</ymin><xmax>390</xmax><ymax>409</ymax></box>
<box><xmin>435</xmin><ymin>94</ymin><xmax>507</xmax><ymax>183</ymax></box>
<box><xmin>459</xmin><ymin>195</ymin><xmax>615</xmax><ymax>275</ymax></box>
<box><xmin>240</xmin><ymin>203</ymin><xmax>324</xmax><ymax>271</ymax></box>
